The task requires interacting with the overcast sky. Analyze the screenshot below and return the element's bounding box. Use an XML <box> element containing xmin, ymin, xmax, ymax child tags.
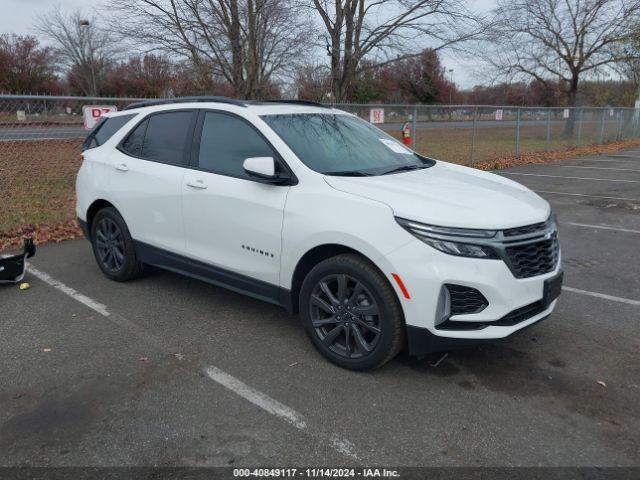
<box><xmin>2</xmin><ymin>0</ymin><xmax>497</xmax><ymax>88</ymax></box>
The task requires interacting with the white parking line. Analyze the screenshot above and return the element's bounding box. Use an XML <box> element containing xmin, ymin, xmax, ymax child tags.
<box><xmin>564</xmin><ymin>222</ymin><xmax>640</xmax><ymax>234</ymax></box>
<box><xmin>610</xmin><ymin>154</ymin><xmax>640</xmax><ymax>159</ymax></box>
<box><xmin>205</xmin><ymin>366</ymin><xmax>307</xmax><ymax>429</ymax></box>
<box><xmin>204</xmin><ymin>366</ymin><xmax>359</xmax><ymax>459</ymax></box>
<box><xmin>502</xmin><ymin>172</ymin><xmax>640</xmax><ymax>183</ymax></box>
<box><xmin>546</xmin><ymin>165</ymin><xmax>640</xmax><ymax>172</ymax></box>
<box><xmin>563</xmin><ymin>286</ymin><xmax>640</xmax><ymax>306</ymax></box>
<box><xmin>19</xmin><ymin>263</ymin><xmax>360</xmax><ymax>460</ymax></box>
<box><xmin>534</xmin><ymin>190</ymin><xmax>640</xmax><ymax>202</ymax></box>
<box><xmin>567</xmin><ymin>158</ymin><xmax>640</xmax><ymax>163</ymax></box>
<box><xmin>27</xmin><ymin>264</ymin><xmax>111</xmax><ymax>316</ymax></box>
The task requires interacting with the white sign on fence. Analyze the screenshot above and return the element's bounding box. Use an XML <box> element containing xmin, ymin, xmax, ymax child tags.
<box><xmin>495</xmin><ymin>109</ymin><xmax>503</xmax><ymax>121</ymax></box>
<box><xmin>82</xmin><ymin>105</ymin><xmax>117</xmax><ymax>130</ymax></box>
<box><xmin>563</xmin><ymin>109</ymin><xmax>570</xmax><ymax>119</ymax></box>
<box><xmin>369</xmin><ymin>108</ymin><xmax>384</xmax><ymax>124</ymax></box>
<box><xmin>16</xmin><ymin>110</ymin><xmax>26</xmax><ymax>122</ymax></box>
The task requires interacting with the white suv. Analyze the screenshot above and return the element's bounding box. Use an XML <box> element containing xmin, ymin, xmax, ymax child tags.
<box><xmin>76</xmin><ymin>97</ymin><xmax>562</xmax><ymax>370</ymax></box>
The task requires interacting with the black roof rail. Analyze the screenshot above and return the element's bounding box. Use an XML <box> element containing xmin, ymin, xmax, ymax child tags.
<box><xmin>257</xmin><ymin>99</ymin><xmax>329</xmax><ymax>108</ymax></box>
<box><xmin>123</xmin><ymin>96</ymin><xmax>247</xmax><ymax>110</ymax></box>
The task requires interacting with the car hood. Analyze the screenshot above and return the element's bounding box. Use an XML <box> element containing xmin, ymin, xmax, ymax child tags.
<box><xmin>323</xmin><ymin>161</ymin><xmax>550</xmax><ymax>229</ymax></box>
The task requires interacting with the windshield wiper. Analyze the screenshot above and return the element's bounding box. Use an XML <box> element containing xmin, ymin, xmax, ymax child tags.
<box><xmin>381</xmin><ymin>164</ymin><xmax>426</xmax><ymax>175</ymax></box>
<box><xmin>326</xmin><ymin>170</ymin><xmax>374</xmax><ymax>177</ymax></box>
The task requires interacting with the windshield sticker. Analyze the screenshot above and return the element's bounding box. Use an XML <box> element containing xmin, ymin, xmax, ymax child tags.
<box><xmin>379</xmin><ymin>138</ymin><xmax>413</xmax><ymax>154</ymax></box>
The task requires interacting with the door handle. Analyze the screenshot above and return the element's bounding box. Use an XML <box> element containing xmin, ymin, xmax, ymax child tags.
<box><xmin>115</xmin><ymin>163</ymin><xmax>129</xmax><ymax>172</ymax></box>
<box><xmin>186</xmin><ymin>179</ymin><xmax>208</xmax><ymax>189</ymax></box>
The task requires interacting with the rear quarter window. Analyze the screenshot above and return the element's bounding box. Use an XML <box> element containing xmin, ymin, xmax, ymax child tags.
<box><xmin>83</xmin><ymin>114</ymin><xmax>136</xmax><ymax>150</ymax></box>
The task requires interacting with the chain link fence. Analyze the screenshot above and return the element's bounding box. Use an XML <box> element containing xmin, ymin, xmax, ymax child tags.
<box><xmin>1</xmin><ymin>94</ymin><xmax>639</xmax><ymax>249</ymax></box>
<box><xmin>333</xmin><ymin>103</ymin><xmax>640</xmax><ymax>165</ymax></box>
<box><xmin>0</xmin><ymin>95</ymin><xmax>144</xmax><ymax>248</ymax></box>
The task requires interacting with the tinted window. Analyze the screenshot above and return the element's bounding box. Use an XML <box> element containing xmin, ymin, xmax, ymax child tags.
<box><xmin>83</xmin><ymin>114</ymin><xmax>135</xmax><ymax>150</ymax></box>
<box><xmin>198</xmin><ymin>112</ymin><xmax>275</xmax><ymax>178</ymax></box>
<box><xmin>261</xmin><ymin>114</ymin><xmax>433</xmax><ymax>176</ymax></box>
<box><xmin>94</xmin><ymin>114</ymin><xmax>136</xmax><ymax>145</ymax></box>
<box><xmin>140</xmin><ymin>111</ymin><xmax>193</xmax><ymax>165</ymax></box>
<box><xmin>121</xmin><ymin>119</ymin><xmax>148</xmax><ymax>156</ymax></box>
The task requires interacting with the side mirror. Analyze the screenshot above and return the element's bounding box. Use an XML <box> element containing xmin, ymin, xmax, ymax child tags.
<box><xmin>243</xmin><ymin>156</ymin><xmax>295</xmax><ymax>185</ymax></box>
<box><xmin>243</xmin><ymin>156</ymin><xmax>275</xmax><ymax>178</ymax></box>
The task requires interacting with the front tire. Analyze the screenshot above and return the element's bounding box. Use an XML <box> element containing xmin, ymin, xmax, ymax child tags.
<box><xmin>299</xmin><ymin>254</ymin><xmax>405</xmax><ymax>370</ymax></box>
<box><xmin>90</xmin><ymin>207</ymin><xmax>143</xmax><ymax>282</ymax></box>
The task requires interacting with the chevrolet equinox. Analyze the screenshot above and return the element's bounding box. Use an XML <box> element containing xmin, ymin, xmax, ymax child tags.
<box><xmin>76</xmin><ymin>97</ymin><xmax>563</xmax><ymax>370</ymax></box>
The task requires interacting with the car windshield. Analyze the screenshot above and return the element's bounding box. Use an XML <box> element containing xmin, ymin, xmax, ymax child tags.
<box><xmin>260</xmin><ymin>113</ymin><xmax>435</xmax><ymax>176</ymax></box>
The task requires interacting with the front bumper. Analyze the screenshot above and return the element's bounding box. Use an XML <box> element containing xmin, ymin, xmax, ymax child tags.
<box><xmin>377</xmin><ymin>238</ymin><xmax>562</xmax><ymax>354</ymax></box>
<box><xmin>406</xmin><ymin>311</ymin><xmax>552</xmax><ymax>355</ymax></box>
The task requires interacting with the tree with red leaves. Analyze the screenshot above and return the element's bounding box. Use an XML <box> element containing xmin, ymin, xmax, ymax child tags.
<box><xmin>0</xmin><ymin>34</ymin><xmax>59</xmax><ymax>94</ymax></box>
<box><xmin>102</xmin><ymin>54</ymin><xmax>176</xmax><ymax>98</ymax></box>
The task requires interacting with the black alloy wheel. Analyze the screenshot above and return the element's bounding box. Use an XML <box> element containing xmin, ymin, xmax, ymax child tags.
<box><xmin>90</xmin><ymin>207</ymin><xmax>144</xmax><ymax>282</ymax></box>
<box><xmin>309</xmin><ymin>274</ymin><xmax>382</xmax><ymax>359</ymax></box>
<box><xmin>95</xmin><ymin>217</ymin><xmax>126</xmax><ymax>273</ymax></box>
<box><xmin>300</xmin><ymin>254</ymin><xmax>405</xmax><ymax>370</ymax></box>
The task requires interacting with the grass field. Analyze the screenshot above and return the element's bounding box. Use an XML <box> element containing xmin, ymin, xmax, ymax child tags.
<box><xmin>0</xmin><ymin>139</ymin><xmax>82</xmax><ymax>249</ymax></box>
<box><xmin>1</xmin><ymin>126</ymin><xmax>639</xmax><ymax>251</ymax></box>
<box><xmin>390</xmin><ymin>123</ymin><xmax>629</xmax><ymax>164</ymax></box>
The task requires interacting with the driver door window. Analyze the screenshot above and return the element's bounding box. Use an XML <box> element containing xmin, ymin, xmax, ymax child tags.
<box><xmin>197</xmin><ymin>112</ymin><xmax>276</xmax><ymax>179</ymax></box>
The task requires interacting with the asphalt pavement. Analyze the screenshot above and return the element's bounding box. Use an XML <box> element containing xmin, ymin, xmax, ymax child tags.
<box><xmin>1</xmin><ymin>150</ymin><xmax>639</xmax><ymax>467</ymax></box>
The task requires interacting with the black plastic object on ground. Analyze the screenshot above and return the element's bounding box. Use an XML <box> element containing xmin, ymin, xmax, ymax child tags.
<box><xmin>0</xmin><ymin>239</ymin><xmax>36</xmax><ymax>284</ymax></box>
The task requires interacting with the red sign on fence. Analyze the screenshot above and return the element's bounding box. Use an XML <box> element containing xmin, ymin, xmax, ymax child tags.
<box><xmin>369</xmin><ymin>108</ymin><xmax>384</xmax><ymax>124</ymax></box>
<box><xmin>82</xmin><ymin>105</ymin><xmax>118</xmax><ymax>130</ymax></box>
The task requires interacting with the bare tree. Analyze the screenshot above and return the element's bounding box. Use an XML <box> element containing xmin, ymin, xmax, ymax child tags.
<box><xmin>485</xmin><ymin>0</ymin><xmax>640</xmax><ymax>133</ymax></box>
<box><xmin>615</xmin><ymin>34</ymin><xmax>640</xmax><ymax>101</ymax></box>
<box><xmin>108</xmin><ymin>0</ymin><xmax>311</xmax><ymax>99</ymax></box>
<box><xmin>36</xmin><ymin>8</ymin><xmax>118</xmax><ymax>96</ymax></box>
<box><xmin>308</xmin><ymin>0</ymin><xmax>485</xmax><ymax>101</ymax></box>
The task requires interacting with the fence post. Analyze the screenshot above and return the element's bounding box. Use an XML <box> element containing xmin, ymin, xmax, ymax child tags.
<box><xmin>469</xmin><ymin>107</ymin><xmax>478</xmax><ymax>166</ymax></box>
<box><xmin>616</xmin><ymin>110</ymin><xmax>624</xmax><ymax>140</ymax></box>
<box><xmin>515</xmin><ymin>108</ymin><xmax>521</xmax><ymax>156</ymax></box>
<box><xmin>545</xmin><ymin>109</ymin><xmax>551</xmax><ymax>151</ymax></box>
<box><xmin>411</xmin><ymin>105</ymin><xmax>418</xmax><ymax>150</ymax></box>
<box><xmin>599</xmin><ymin>109</ymin><xmax>606</xmax><ymax>142</ymax></box>
<box><xmin>576</xmin><ymin>108</ymin><xmax>583</xmax><ymax>146</ymax></box>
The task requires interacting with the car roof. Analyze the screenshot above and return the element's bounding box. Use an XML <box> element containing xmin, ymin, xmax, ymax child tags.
<box><xmin>117</xmin><ymin>97</ymin><xmax>345</xmax><ymax>116</ymax></box>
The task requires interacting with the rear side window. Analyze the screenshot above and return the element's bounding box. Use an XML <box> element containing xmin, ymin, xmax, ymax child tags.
<box><xmin>121</xmin><ymin>119</ymin><xmax>148</xmax><ymax>157</ymax></box>
<box><xmin>83</xmin><ymin>114</ymin><xmax>136</xmax><ymax>150</ymax></box>
<box><xmin>198</xmin><ymin>112</ymin><xmax>275</xmax><ymax>178</ymax></box>
<box><xmin>140</xmin><ymin>111</ymin><xmax>194</xmax><ymax>165</ymax></box>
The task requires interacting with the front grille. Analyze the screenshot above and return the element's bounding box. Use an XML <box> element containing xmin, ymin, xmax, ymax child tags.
<box><xmin>490</xmin><ymin>300</ymin><xmax>546</xmax><ymax>326</ymax></box>
<box><xmin>437</xmin><ymin>299</ymin><xmax>547</xmax><ymax>331</ymax></box>
<box><xmin>503</xmin><ymin>221</ymin><xmax>549</xmax><ymax>237</ymax></box>
<box><xmin>505</xmin><ymin>234</ymin><xmax>559</xmax><ymax>279</ymax></box>
<box><xmin>446</xmin><ymin>284</ymin><xmax>488</xmax><ymax>315</ymax></box>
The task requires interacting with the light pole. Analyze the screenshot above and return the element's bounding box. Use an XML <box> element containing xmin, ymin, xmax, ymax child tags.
<box><xmin>79</xmin><ymin>20</ymin><xmax>97</xmax><ymax>96</ymax></box>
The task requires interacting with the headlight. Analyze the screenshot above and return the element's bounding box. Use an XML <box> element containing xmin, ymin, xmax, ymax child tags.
<box><xmin>395</xmin><ymin>217</ymin><xmax>500</xmax><ymax>259</ymax></box>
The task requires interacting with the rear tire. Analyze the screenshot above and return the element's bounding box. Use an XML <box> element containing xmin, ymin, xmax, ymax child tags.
<box><xmin>90</xmin><ymin>207</ymin><xmax>143</xmax><ymax>282</ymax></box>
<box><xmin>299</xmin><ymin>254</ymin><xmax>405</xmax><ymax>370</ymax></box>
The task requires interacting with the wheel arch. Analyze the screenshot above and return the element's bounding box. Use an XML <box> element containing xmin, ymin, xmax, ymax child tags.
<box><xmin>287</xmin><ymin>243</ymin><xmax>399</xmax><ymax>314</ymax></box>
<box><xmin>85</xmin><ymin>199</ymin><xmax>118</xmax><ymax>240</ymax></box>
